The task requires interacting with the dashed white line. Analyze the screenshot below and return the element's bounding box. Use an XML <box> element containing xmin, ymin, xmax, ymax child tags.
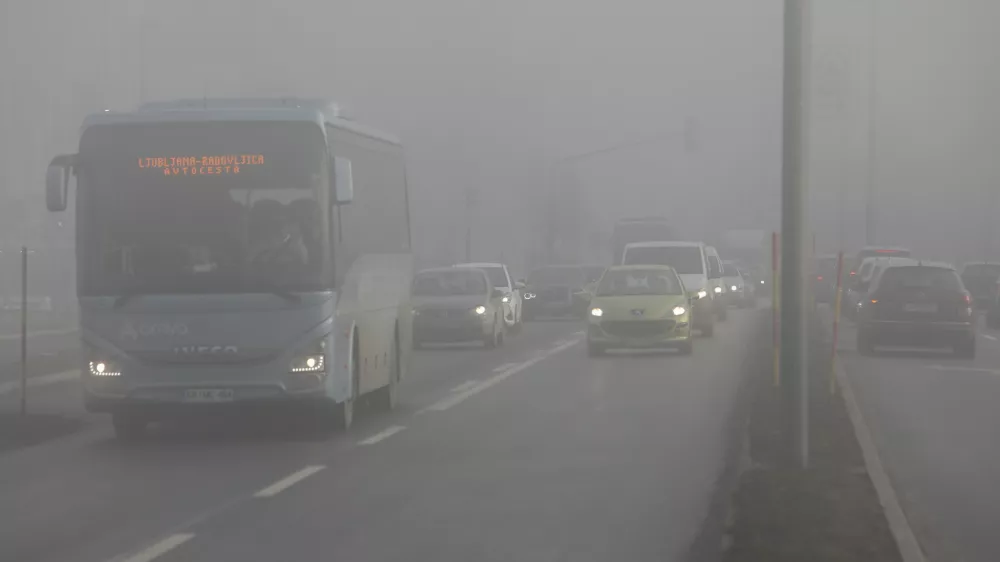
<box><xmin>358</xmin><ymin>425</ymin><xmax>407</xmax><ymax>445</ymax></box>
<box><xmin>253</xmin><ymin>465</ymin><xmax>326</xmax><ymax>498</ymax></box>
<box><xmin>450</xmin><ymin>380</ymin><xmax>481</xmax><ymax>393</ymax></box>
<box><xmin>492</xmin><ymin>362</ymin><xmax>519</xmax><ymax>373</ymax></box>
<box><xmin>982</xmin><ymin>334</ymin><xmax>997</xmax><ymax>341</ymax></box>
<box><xmin>421</xmin><ymin>338</ymin><xmax>581</xmax><ymax>413</ymax></box>
<box><xmin>116</xmin><ymin>533</ymin><xmax>195</xmax><ymax>562</ymax></box>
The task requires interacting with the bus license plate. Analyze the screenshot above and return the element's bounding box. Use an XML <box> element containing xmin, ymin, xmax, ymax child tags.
<box><xmin>183</xmin><ymin>389</ymin><xmax>235</xmax><ymax>403</ymax></box>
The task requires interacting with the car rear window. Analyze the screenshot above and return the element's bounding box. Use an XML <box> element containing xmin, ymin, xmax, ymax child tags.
<box><xmin>875</xmin><ymin>267</ymin><xmax>962</xmax><ymax>293</ymax></box>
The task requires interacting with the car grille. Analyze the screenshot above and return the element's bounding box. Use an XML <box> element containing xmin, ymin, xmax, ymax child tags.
<box><xmin>601</xmin><ymin>320</ymin><xmax>675</xmax><ymax>338</ymax></box>
<box><xmin>538</xmin><ymin>286</ymin><xmax>571</xmax><ymax>303</ymax></box>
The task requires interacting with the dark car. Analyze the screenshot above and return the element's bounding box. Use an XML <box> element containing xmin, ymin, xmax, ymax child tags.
<box><xmin>523</xmin><ymin>265</ymin><xmax>589</xmax><ymax>320</ymax></box>
<box><xmin>855</xmin><ymin>262</ymin><xmax>975</xmax><ymax>358</ymax></box>
<box><xmin>411</xmin><ymin>268</ymin><xmax>507</xmax><ymax>348</ymax></box>
<box><xmin>958</xmin><ymin>262</ymin><xmax>1000</xmax><ymax>310</ymax></box>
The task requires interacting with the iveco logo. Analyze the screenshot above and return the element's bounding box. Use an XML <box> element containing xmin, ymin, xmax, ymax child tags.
<box><xmin>173</xmin><ymin>345</ymin><xmax>239</xmax><ymax>356</ymax></box>
<box><xmin>631</xmin><ymin>309</ymin><xmax>644</xmax><ymax>316</ymax></box>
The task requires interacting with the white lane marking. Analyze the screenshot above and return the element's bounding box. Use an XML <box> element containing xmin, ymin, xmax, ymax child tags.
<box><xmin>836</xmin><ymin>362</ymin><xmax>926</xmax><ymax>562</ymax></box>
<box><xmin>117</xmin><ymin>533</ymin><xmax>195</xmax><ymax>562</ymax></box>
<box><xmin>0</xmin><ymin>369</ymin><xmax>78</xmax><ymax>396</ymax></box>
<box><xmin>253</xmin><ymin>465</ymin><xmax>326</xmax><ymax>498</ymax></box>
<box><xmin>982</xmin><ymin>334</ymin><xmax>997</xmax><ymax>341</ymax></box>
<box><xmin>450</xmin><ymin>380</ymin><xmax>480</xmax><ymax>393</ymax></box>
<box><xmin>492</xmin><ymin>362</ymin><xmax>519</xmax><ymax>373</ymax></box>
<box><xmin>573</xmin><ymin>330</ymin><xmax>585</xmax><ymax>336</ymax></box>
<box><xmin>925</xmin><ymin>364</ymin><xmax>1000</xmax><ymax>375</ymax></box>
<box><xmin>358</xmin><ymin>425</ymin><xmax>406</xmax><ymax>445</ymax></box>
<box><xmin>420</xmin><ymin>338</ymin><xmax>581</xmax><ymax>413</ymax></box>
<box><xmin>0</xmin><ymin>327</ymin><xmax>77</xmax><ymax>341</ymax></box>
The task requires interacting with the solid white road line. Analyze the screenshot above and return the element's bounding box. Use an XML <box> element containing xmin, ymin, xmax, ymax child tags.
<box><xmin>116</xmin><ymin>533</ymin><xmax>195</xmax><ymax>562</ymax></box>
<box><xmin>358</xmin><ymin>425</ymin><xmax>406</xmax><ymax>446</ymax></box>
<box><xmin>253</xmin><ymin>465</ymin><xmax>326</xmax><ymax>498</ymax></box>
<box><xmin>492</xmin><ymin>362</ymin><xmax>519</xmax><ymax>373</ymax></box>
<box><xmin>982</xmin><ymin>334</ymin><xmax>997</xmax><ymax>341</ymax></box>
<box><xmin>0</xmin><ymin>369</ymin><xmax>78</xmax><ymax>396</ymax></box>
<box><xmin>836</xmin><ymin>361</ymin><xmax>926</xmax><ymax>562</ymax></box>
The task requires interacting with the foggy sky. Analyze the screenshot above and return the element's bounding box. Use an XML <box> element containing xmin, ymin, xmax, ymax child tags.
<box><xmin>1</xmin><ymin>0</ymin><xmax>997</xmax><ymax>272</ymax></box>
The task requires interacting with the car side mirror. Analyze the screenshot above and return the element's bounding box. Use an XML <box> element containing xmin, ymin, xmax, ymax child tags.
<box><xmin>331</xmin><ymin>156</ymin><xmax>354</xmax><ymax>205</ymax></box>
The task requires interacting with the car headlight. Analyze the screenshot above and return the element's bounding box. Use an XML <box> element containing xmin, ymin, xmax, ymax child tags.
<box><xmin>731</xmin><ymin>285</ymin><xmax>738</xmax><ymax>291</ymax></box>
<box><xmin>475</xmin><ymin>305</ymin><xmax>487</xmax><ymax>315</ymax></box>
<box><xmin>502</xmin><ymin>295</ymin><xmax>510</xmax><ymax>303</ymax></box>
<box><xmin>590</xmin><ymin>307</ymin><xmax>603</xmax><ymax>317</ymax></box>
<box><xmin>697</xmin><ymin>290</ymin><xmax>708</xmax><ymax>299</ymax></box>
<box><xmin>672</xmin><ymin>306</ymin><xmax>686</xmax><ymax>316</ymax></box>
<box><xmin>89</xmin><ymin>360</ymin><xmax>121</xmax><ymax>377</ymax></box>
<box><xmin>760</xmin><ymin>280</ymin><xmax>765</xmax><ymax>284</ymax></box>
<box><xmin>524</xmin><ymin>292</ymin><xmax>536</xmax><ymax>300</ymax></box>
<box><xmin>290</xmin><ymin>338</ymin><xmax>326</xmax><ymax>373</ymax></box>
<box><xmin>714</xmin><ymin>286</ymin><xmax>723</xmax><ymax>294</ymax></box>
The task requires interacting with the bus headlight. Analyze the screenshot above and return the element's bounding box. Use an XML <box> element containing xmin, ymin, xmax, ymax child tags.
<box><xmin>290</xmin><ymin>338</ymin><xmax>327</xmax><ymax>373</ymax></box>
<box><xmin>89</xmin><ymin>360</ymin><xmax>121</xmax><ymax>377</ymax></box>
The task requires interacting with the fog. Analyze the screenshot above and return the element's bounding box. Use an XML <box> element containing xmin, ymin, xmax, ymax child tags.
<box><xmin>1</xmin><ymin>0</ymin><xmax>998</xmax><ymax>297</ymax></box>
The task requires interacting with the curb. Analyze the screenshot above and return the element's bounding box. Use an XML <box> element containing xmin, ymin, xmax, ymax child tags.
<box><xmin>0</xmin><ymin>370</ymin><xmax>79</xmax><ymax>396</ymax></box>
<box><xmin>835</xmin><ymin>357</ymin><xmax>926</xmax><ymax>562</ymax></box>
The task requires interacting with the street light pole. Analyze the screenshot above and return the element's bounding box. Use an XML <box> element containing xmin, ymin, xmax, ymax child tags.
<box><xmin>865</xmin><ymin>0</ymin><xmax>878</xmax><ymax>245</ymax></box>
<box><xmin>781</xmin><ymin>0</ymin><xmax>811</xmax><ymax>469</ymax></box>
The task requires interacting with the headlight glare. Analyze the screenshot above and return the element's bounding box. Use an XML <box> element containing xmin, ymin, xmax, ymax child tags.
<box><xmin>475</xmin><ymin>305</ymin><xmax>487</xmax><ymax>315</ymax></box>
<box><xmin>672</xmin><ymin>306</ymin><xmax>686</xmax><ymax>316</ymax></box>
<box><xmin>590</xmin><ymin>307</ymin><xmax>603</xmax><ymax>317</ymax></box>
<box><xmin>731</xmin><ymin>285</ymin><xmax>738</xmax><ymax>291</ymax></box>
<box><xmin>89</xmin><ymin>360</ymin><xmax>121</xmax><ymax>377</ymax></box>
<box><xmin>524</xmin><ymin>292</ymin><xmax>536</xmax><ymax>300</ymax></box>
<box><xmin>697</xmin><ymin>290</ymin><xmax>708</xmax><ymax>299</ymax></box>
<box><xmin>714</xmin><ymin>286</ymin><xmax>723</xmax><ymax>294</ymax></box>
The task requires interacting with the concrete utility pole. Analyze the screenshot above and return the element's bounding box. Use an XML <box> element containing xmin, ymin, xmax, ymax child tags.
<box><xmin>865</xmin><ymin>0</ymin><xmax>879</xmax><ymax>245</ymax></box>
<box><xmin>780</xmin><ymin>0</ymin><xmax>811</xmax><ymax>469</ymax></box>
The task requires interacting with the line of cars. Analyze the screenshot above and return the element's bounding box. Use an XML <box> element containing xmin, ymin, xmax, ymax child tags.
<box><xmin>819</xmin><ymin>246</ymin><xmax>979</xmax><ymax>358</ymax></box>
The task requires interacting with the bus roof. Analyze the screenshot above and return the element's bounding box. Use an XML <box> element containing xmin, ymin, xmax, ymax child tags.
<box><xmin>80</xmin><ymin>98</ymin><xmax>401</xmax><ymax>146</ymax></box>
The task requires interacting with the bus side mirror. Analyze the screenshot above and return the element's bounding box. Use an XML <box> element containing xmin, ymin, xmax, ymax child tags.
<box><xmin>45</xmin><ymin>156</ymin><xmax>74</xmax><ymax>212</ymax></box>
<box><xmin>332</xmin><ymin>156</ymin><xmax>354</xmax><ymax>205</ymax></box>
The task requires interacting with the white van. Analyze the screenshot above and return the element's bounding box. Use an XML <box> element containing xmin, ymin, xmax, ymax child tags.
<box><xmin>704</xmin><ymin>246</ymin><xmax>728</xmax><ymax>321</ymax></box>
<box><xmin>622</xmin><ymin>241</ymin><xmax>717</xmax><ymax>337</ymax></box>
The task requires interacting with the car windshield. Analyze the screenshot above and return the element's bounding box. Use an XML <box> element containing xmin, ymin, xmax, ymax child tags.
<box><xmin>77</xmin><ymin>121</ymin><xmax>328</xmax><ymax>296</ymax></box>
<box><xmin>528</xmin><ymin>267</ymin><xmax>585</xmax><ymax>286</ymax></box>
<box><xmin>876</xmin><ymin>267</ymin><xmax>962</xmax><ymax>293</ymax></box>
<box><xmin>412</xmin><ymin>270</ymin><xmax>487</xmax><ymax>296</ymax></box>
<box><xmin>623</xmin><ymin>246</ymin><xmax>704</xmax><ymax>275</ymax></box>
<box><xmin>596</xmin><ymin>269</ymin><xmax>683</xmax><ymax>296</ymax></box>
<box><xmin>723</xmin><ymin>263</ymin><xmax>741</xmax><ymax>276</ymax></box>
<box><xmin>458</xmin><ymin>266</ymin><xmax>507</xmax><ymax>288</ymax></box>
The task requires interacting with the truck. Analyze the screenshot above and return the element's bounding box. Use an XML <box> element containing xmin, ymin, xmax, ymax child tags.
<box><xmin>44</xmin><ymin>98</ymin><xmax>413</xmax><ymax>439</ymax></box>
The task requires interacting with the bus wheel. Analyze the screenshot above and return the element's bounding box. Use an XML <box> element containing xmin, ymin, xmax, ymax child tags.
<box><xmin>112</xmin><ymin>412</ymin><xmax>148</xmax><ymax>442</ymax></box>
<box><xmin>334</xmin><ymin>399</ymin><xmax>354</xmax><ymax>430</ymax></box>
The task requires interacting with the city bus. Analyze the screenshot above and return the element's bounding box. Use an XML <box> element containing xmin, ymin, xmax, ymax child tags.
<box><xmin>44</xmin><ymin>98</ymin><xmax>413</xmax><ymax>439</ymax></box>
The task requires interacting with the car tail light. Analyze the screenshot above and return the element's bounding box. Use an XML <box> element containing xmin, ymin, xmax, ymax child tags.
<box><xmin>850</xmin><ymin>270</ymin><xmax>856</xmax><ymax>276</ymax></box>
<box><xmin>962</xmin><ymin>292</ymin><xmax>972</xmax><ymax>305</ymax></box>
<box><xmin>817</xmin><ymin>275</ymin><xmax>823</xmax><ymax>281</ymax></box>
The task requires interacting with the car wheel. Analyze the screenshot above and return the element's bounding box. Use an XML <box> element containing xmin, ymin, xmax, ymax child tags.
<box><xmin>112</xmin><ymin>412</ymin><xmax>148</xmax><ymax>442</ymax></box>
<box><xmin>497</xmin><ymin>318</ymin><xmax>506</xmax><ymax>347</ymax></box>
<box><xmin>587</xmin><ymin>342</ymin><xmax>605</xmax><ymax>357</ymax></box>
<box><xmin>484</xmin><ymin>319</ymin><xmax>499</xmax><ymax>349</ymax></box>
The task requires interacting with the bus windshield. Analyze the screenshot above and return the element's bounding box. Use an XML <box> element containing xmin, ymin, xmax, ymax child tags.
<box><xmin>77</xmin><ymin>121</ymin><xmax>329</xmax><ymax>296</ymax></box>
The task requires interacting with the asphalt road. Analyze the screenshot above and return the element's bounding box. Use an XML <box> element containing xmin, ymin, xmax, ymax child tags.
<box><xmin>1</xmin><ymin>310</ymin><xmax>762</xmax><ymax>562</ymax></box>
<box><xmin>833</xmin><ymin>310</ymin><xmax>1000</xmax><ymax>562</ymax></box>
